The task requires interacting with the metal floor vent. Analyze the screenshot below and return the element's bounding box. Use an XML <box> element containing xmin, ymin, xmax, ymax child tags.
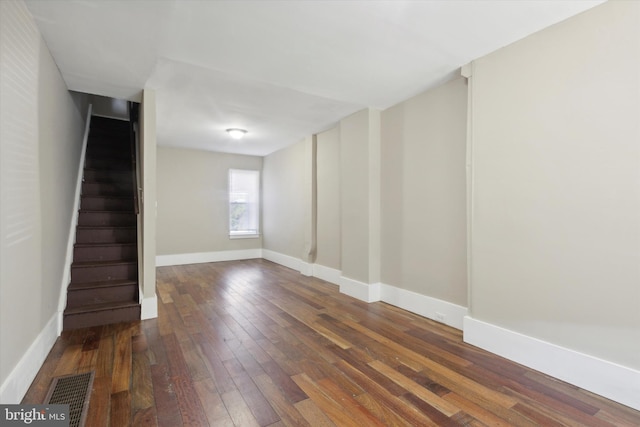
<box><xmin>45</xmin><ymin>371</ymin><xmax>94</xmax><ymax>427</ymax></box>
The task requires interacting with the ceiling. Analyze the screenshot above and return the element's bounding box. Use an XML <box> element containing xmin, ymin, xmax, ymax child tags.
<box><xmin>25</xmin><ymin>0</ymin><xmax>604</xmax><ymax>156</ymax></box>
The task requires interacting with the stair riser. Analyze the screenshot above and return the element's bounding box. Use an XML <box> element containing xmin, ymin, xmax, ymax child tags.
<box><xmin>87</xmin><ymin>137</ymin><xmax>129</xmax><ymax>148</ymax></box>
<box><xmin>63</xmin><ymin>305</ymin><xmax>141</xmax><ymax>330</ymax></box>
<box><xmin>73</xmin><ymin>244</ymin><xmax>137</xmax><ymax>262</ymax></box>
<box><xmin>83</xmin><ymin>169</ymin><xmax>132</xmax><ymax>183</ymax></box>
<box><xmin>90</xmin><ymin>116</ymin><xmax>130</xmax><ymax>130</ymax></box>
<box><xmin>71</xmin><ymin>263</ymin><xmax>137</xmax><ymax>283</ymax></box>
<box><xmin>78</xmin><ymin>212</ymin><xmax>136</xmax><ymax>227</ymax></box>
<box><xmin>86</xmin><ymin>146</ymin><xmax>130</xmax><ymax>158</ymax></box>
<box><xmin>82</xmin><ymin>182</ymin><xmax>134</xmax><ymax>197</ymax></box>
<box><xmin>80</xmin><ymin>197</ymin><xmax>133</xmax><ymax>211</ymax></box>
<box><xmin>67</xmin><ymin>284</ymin><xmax>138</xmax><ymax>308</ymax></box>
<box><xmin>84</xmin><ymin>157</ymin><xmax>131</xmax><ymax>170</ymax></box>
<box><xmin>76</xmin><ymin>228</ymin><xmax>136</xmax><ymax>244</ymax></box>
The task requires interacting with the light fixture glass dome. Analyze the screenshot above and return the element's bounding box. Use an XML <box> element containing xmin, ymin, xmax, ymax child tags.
<box><xmin>226</xmin><ymin>128</ymin><xmax>247</xmax><ymax>140</ymax></box>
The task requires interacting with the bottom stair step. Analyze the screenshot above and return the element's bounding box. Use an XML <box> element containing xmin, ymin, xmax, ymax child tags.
<box><xmin>67</xmin><ymin>279</ymin><xmax>138</xmax><ymax>308</ymax></box>
<box><xmin>63</xmin><ymin>301</ymin><xmax>140</xmax><ymax>330</ymax></box>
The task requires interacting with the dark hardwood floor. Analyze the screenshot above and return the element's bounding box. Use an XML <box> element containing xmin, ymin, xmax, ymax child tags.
<box><xmin>23</xmin><ymin>259</ymin><xmax>640</xmax><ymax>426</ymax></box>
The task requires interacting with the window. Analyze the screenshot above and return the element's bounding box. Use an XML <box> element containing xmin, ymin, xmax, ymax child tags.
<box><xmin>229</xmin><ymin>169</ymin><xmax>260</xmax><ymax>238</ymax></box>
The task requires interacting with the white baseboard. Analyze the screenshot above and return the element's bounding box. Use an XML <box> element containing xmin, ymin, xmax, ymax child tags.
<box><xmin>299</xmin><ymin>261</ymin><xmax>313</xmax><ymax>277</ymax></box>
<box><xmin>381</xmin><ymin>284</ymin><xmax>467</xmax><ymax>330</ymax></box>
<box><xmin>463</xmin><ymin>316</ymin><xmax>640</xmax><ymax>411</ymax></box>
<box><xmin>0</xmin><ymin>313</ymin><xmax>58</xmax><ymax>403</ymax></box>
<box><xmin>141</xmin><ymin>295</ymin><xmax>158</xmax><ymax>320</ymax></box>
<box><xmin>156</xmin><ymin>249</ymin><xmax>262</xmax><ymax>267</ymax></box>
<box><xmin>312</xmin><ymin>264</ymin><xmax>341</xmax><ymax>286</ymax></box>
<box><xmin>339</xmin><ymin>276</ymin><xmax>381</xmax><ymax>303</ymax></box>
<box><xmin>262</xmin><ymin>249</ymin><xmax>304</xmax><ymax>273</ymax></box>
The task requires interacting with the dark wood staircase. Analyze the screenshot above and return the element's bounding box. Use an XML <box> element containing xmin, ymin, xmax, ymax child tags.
<box><xmin>63</xmin><ymin>116</ymin><xmax>140</xmax><ymax>330</ymax></box>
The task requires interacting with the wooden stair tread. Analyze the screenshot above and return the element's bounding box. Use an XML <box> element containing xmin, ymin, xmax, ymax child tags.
<box><xmin>72</xmin><ymin>260</ymin><xmax>137</xmax><ymax>268</ymax></box>
<box><xmin>77</xmin><ymin>210</ymin><xmax>135</xmax><ymax>214</ymax></box>
<box><xmin>77</xmin><ymin>225</ymin><xmax>136</xmax><ymax>229</ymax></box>
<box><xmin>81</xmin><ymin>196</ymin><xmax>133</xmax><ymax>199</ymax></box>
<box><xmin>74</xmin><ymin>242</ymin><xmax>136</xmax><ymax>248</ymax></box>
<box><xmin>64</xmin><ymin>300</ymin><xmax>139</xmax><ymax>315</ymax></box>
<box><xmin>80</xmin><ymin>196</ymin><xmax>133</xmax><ymax>201</ymax></box>
<box><xmin>83</xmin><ymin>167</ymin><xmax>131</xmax><ymax>172</ymax></box>
<box><xmin>68</xmin><ymin>279</ymin><xmax>137</xmax><ymax>291</ymax></box>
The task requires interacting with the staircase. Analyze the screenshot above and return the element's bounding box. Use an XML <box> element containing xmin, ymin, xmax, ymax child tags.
<box><xmin>63</xmin><ymin>115</ymin><xmax>141</xmax><ymax>330</ymax></box>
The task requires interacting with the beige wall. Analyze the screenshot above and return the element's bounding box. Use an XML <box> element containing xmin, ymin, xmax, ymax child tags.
<box><xmin>381</xmin><ymin>77</ymin><xmax>468</xmax><ymax>306</ymax></box>
<box><xmin>340</xmin><ymin>109</ymin><xmax>381</xmax><ymax>284</ymax></box>
<box><xmin>470</xmin><ymin>0</ymin><xmax>640</xmax><ymax>369</ymax></box>
<box><xmin>156</xmin><ymin>147</ymin><xmax>262</xmax><ymax>255</ymax></box>
<box><xmin>316</xmin><ymin>126</ymin><xmax>341</xmax><ymax>270</ymax></box>
<box><xmin>1</xmin><ymin>0</ymin><xmax>88</xmax><ymax>398</ymax></box>
<box><xmin>262</xmin><ymin>141</ymin><xmax>306</xmax><ymax>258</ymax></box>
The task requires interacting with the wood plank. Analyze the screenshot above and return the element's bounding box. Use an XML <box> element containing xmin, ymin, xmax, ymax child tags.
<box><xmin>354</xmin><ymin>393</ymin><xmax>412</xmax><ymax>427</ymax></box>
<box><xmin>258</xmin><ymin>359</ymin><xmax>308</xmax><ymax>404</ymax></box>
<box><xmin>177</xmin><ymin>335</ymin><xmax>210</xmax><ymax>382</ymax></box>
<box><xmin>253</xmin><ymin>373</ymin><xmax>309</xmax><ymax>427</ymax></box>
<box><xmin>95</xmin><ymin>332</ymin><xmax>114</xmax><ymax>379</ymax></box>
<box><xmin>294</xmin><ymin>398</ymin><xmax>337</xmax><ymax>427</ymax></box>
<box><xmin>223</xmin><ymin>358</ymin><xmax>280</xmax><ymax>426</ymax></box>
<box><xmin>171</xmin><ymin>376</ymin><xmax>210</xmax><ymax>426</ymax></box>
<box><xmin>111</xmin><ymin>327</ymin><xmax>132</xmax><ymax>393</ymax></box>
<box><xmin>316</xmin><ymin>377</ymin><xmax>388</xmax><ymax>426</ymax></box>
<box><xmin>131</xmin><ymin>406</ymin><xmax>158</xmax><ymax>427</ymax></box>
<box><xmin>220</xmin><ymin>389</ymin><xmax>261</xmax><ymax>427</ymax></box>
<box><xmin>110</xmin><ymin>390</ymin><xmax>131</xmax><ymax>427</ymax></box>
<box><xmin>53</xmin><ymin>345</ymin><xmax>82</xmax><ymax>377</ymax></box>
<box><xmin>193</xmin><ymin>378</ymin><xmax>235</xmax><ymax>427</ymax></box>
<box><xmin>443</xmin><ymin>391</ymin><xmax>515</xmax><ymax>427</ymax></box>
<box><xmin>368</xmin><ymin>359</ymin><xmax>460</xmax><ymax>417</ymax></box>
<box><xmin>150</xmin><ymin>364</ymin><xmax>183</xmax><ymax>427</ymax></box>
<box><xmin>132</xmin><ymin>352</ymin><xmax>154</xmax><ymax>412</ymax></box>
<box><xmin>84</xmin><ymin>376</ymin><xmax>111</xmax><ymax>427</ymax></box>
<box><xmin>292</xmin><ymin>373</ymin><xmax>363</xmax><ymax>427</ymax></box>
<box><xmin>162</xmin><ymin>333</ymin><xmax>191</xmax><ymax>379</ymax></box>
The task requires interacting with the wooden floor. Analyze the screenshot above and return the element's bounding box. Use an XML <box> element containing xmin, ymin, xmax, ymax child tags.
<box><xmin>24</xmin><ymin>260</ymin><xmax>640</xmax><ymax>426</ymax></box>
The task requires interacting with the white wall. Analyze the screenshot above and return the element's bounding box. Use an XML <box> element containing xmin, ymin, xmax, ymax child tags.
<box><xmin>262</xmin><ymin>140</ymin><xmax>307</xmax><ymax>261</ymax></box>
<box><xmin>316</xmin><ymin>126</ymin><xmax>341</xmax><ymax>271</ymax></box>
<box><xmin>466</xmin><ymin>0</ymin><xmax>640</xmax><ymax>409</ymax></box>
<box><xmin>156</xmin><ymin>147</ymin><xmax>262</xmax><ymax>261</ymax></box>
<box><xmin>381</xmin><ymin>77</ymin><xmax>468</xmax><ymax>307</ymax></box>
<box><xmin>0</xmin><ymin>0</ymin><xmax>88</xmax><ymax>402</ymax></box>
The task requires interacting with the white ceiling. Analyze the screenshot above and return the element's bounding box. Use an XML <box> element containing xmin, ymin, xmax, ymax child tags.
<box><xmin>25</xmin><ymin>0</ymin><xmax>604</xmax><ymax>156</ymax></box>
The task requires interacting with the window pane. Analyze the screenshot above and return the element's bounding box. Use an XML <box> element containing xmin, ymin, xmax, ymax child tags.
<box><xmin>229</xmin><ymin>169</ymin><xmax>259</xmax><ymax>236</ymax></box>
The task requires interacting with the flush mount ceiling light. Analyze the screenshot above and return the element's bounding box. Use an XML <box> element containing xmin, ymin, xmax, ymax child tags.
<box><xmin>226</xmin><ymin>128</ymin><xmax>247</xmax><ymax>140</ymax></box>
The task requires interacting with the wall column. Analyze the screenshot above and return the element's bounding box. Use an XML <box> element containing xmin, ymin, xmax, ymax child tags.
<box><xmin>339</xmin><ymin>108</ymin><xmax>382</xmax><ymax>301</ymax></box>
<box><xmin>140</xmin><ymin>89</ymin><xmax>157</xmax><ymax>319</ymax></box>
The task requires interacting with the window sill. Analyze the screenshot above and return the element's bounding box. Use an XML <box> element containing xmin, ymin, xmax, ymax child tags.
<box><xmin>229</xmin><ymin>233</ymin><xmax>261</xmax><ymax>240</ymax></box>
